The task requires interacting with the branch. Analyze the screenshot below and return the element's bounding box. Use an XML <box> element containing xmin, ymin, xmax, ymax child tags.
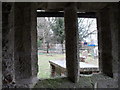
<box><xmin>82</xmin><ymin>30</ymin><xmax>97</xmax><ymax>39</ymax></box>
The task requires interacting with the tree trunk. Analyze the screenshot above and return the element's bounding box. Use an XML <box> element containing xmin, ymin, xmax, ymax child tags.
<box><xmin>79</xmin><ymin>40</ymin><xmax>82</xmax><ymax>49</ymax></box>
<box><xmin>47</xmin><ymin>42</ymin><xmax>49</xmax><ymax>53</ymax></box>
<box><xmin>61</xmin><ymin>43</ymin><xmax>64</xmax><ymax>54</ymax></box>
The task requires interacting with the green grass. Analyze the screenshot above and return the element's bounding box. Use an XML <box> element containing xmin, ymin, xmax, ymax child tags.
<box><xmin>37</xmin><ymin>53</ymin><xmax>65</xmax><ymax>79</ymax></box>
<box><xmin>37</xmin><ymin>52</ymin><xmax>98</xmax><ymax>79</ymax></box>
<box><xmin>34</xmin><ymin>74</ymin><xmax>112</xmax><ymax>88</ymax></box>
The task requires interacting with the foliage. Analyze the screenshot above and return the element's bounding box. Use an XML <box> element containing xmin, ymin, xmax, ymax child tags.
<box><xmin>37</xmin><ymin>17</ymin><xmax>54</xmax><ymax>43</ymax></box>
<box><xmin>37</xmin><ymin>39</ymin><xmax>42</xmax><ymax>48</ymax></box>
<box><xmin>50</xmin><ymin>17</ymin><xmax>65</xmax><ymax>44</ymax></box>
<box><xmin>37</xmin><ymin>17</ymin><xmax>97</xmax><ymax>50</ymax></box>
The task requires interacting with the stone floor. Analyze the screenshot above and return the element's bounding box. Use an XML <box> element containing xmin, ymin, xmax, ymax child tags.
<box><xmin>33</xmin><ymin>73</ymin><xmax>114</xmax><ymax>89</ymax></box>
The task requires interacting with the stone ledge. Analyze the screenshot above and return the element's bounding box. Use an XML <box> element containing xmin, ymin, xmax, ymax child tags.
<box><xmin>94</xmin><ymin>79</ymin><xmax>118</xmax><ymax>88</ymax></box>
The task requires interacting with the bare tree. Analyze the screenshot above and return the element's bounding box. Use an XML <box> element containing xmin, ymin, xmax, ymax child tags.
<box><xmin>37</xmin><ymin>17</ymin><xmax>97</xmax><ymax>53</ymax></box>
<box><xmin>37</xmin><ymin>17</ymin><xmax>53</xmax><ymax>53</ymax></box>
<box><xmin>78</xmin><ymin>18</ymin><xmax>97</xmax><ymax>48</ymax></box>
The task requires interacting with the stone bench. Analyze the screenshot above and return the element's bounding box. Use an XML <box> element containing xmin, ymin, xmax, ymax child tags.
<box><xmin>49</xmin><ymin>60</ymin><xmax>99</xmax><ymax>77</ymax></box>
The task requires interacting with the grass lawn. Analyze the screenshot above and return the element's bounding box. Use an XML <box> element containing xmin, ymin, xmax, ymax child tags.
<box><xmin>37</xmin><ymin>51</ymin><xmax>98</xmax><ymax>79</ymax></box>
<box><xmin>37</xmin><ymin>53</ymin><xmax>65</xmax><ymax>79</ymax></box>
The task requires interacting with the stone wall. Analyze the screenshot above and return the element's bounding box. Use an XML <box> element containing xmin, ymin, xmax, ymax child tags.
<box><xmin>97</xmin><ymin>3</ymin><xmax>119</xmax><ymax>80</ymax></box>
<box><xmin>30</xmin><ymin>3</ymin><xmax>38</xmax><ymax>78</ymax></box>
<box><xmin>14</xmin><ymin>2</ymin><xmax>38</xmax><ymax>83</ymax></box>
<box><xmin>97</xmin><ymin>6</ymin><xmax>113</xmax><ymax>77</ymax></box>
<box><xmin>118</xmin><ymin>1</ymin><xmax>120</xmax><ymax>89</ymax></box>
<box><xmin>96</xmin><ymin>3</ymin><xmax>119</xmax><ymax>88</ymax></box>
<box><xmin>2</xmin><ymin>3</ymin><xmax>15</xmax><ymax>87</ymax></box>
<box><xmin>2</xmin><ymin>2</ymin><xmax>38</xmax><ymax>88</ymax></box>
<box><xmin>1</xmin><ymin>2</ymin><xmax>120</xmax><ymax>89</ymax></box>
<box><xmin>0</xmin><ymin>1</ymin><xmax>2</xmax><ymax>90</ymax></box>
<box><xmin>109</xmin><ymin>4</ymin><xmax>119</xmax><ymax>80</ymax></box>
<box><xmin>14</xmin><ymin>2</ymin><xmax>32</xmax><ymax>80</ymax></box>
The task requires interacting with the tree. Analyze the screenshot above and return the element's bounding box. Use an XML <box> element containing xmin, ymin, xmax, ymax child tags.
<box><xmin>37</xmin><ymin>17</ymin><xmax>97</xmax><ymax>53</ymax></box>
<box><xmin>50</xmin><ymin>18</ymin><xmax>97</xmax><ymax>49</ymax></box>
<box><xmin>49</xmin><ymin>17</ymin><xmax>65</xmax><ymax>53</ymax></box>
<box><xmin>78</xmin><ymin>18</ymin><xmax>97</xmax><ymax>48</ymax></box>
<box><xmin>37</xmin><ymin>17</ymin><xmax>53</xmax><ymax>53</ymax></box>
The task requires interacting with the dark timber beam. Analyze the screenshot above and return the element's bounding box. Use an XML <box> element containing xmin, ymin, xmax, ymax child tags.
<box><xmin>37</xmin><ymin>12</ymin><xmax>96</xmax><ymax>18</ymax></box>
<box><xmin>64</xmin><ymin>3</ymin><xmax>79</xmax><ymax>83</ymax></box>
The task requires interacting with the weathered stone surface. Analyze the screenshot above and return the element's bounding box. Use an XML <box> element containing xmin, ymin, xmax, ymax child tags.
<box><xmin>64</xmin><ymin>3</ymin><xmax>79</xmax><ymax>83</ymax></box>
<box><xmin>97</xmin><ymin>7</ymin><xmax>113</xmax><ymax>77</ymax></box>
<box><xmin>14</xmin><ymin>3</ymin><xmax>38</xmax><ymax>81</ymax></box>
<box><xmin>2</xmin><ymin>2</ymin><xmax>15</xmax><ymax>86</ymax></box>
<box><xmin>2</xmin><ymin>2</ymin><xmax>38</xmax><ymax>88</ymax></box>
<box><xmin>14</xmin><ymin>3</ymin><xmax>32</xmax><ymax>80</ymax></box>
<box><xmin>118</xmin><ymin>1</ymin><xmax>120</xmax><ymax>89</ymax></box>
<box><xmin>2</xmin><ymin>2</ymin><xmax>120</xmax><ymax>89</ymax></box>
<box><xmin>97</xmin><ymin>3</ymin><xmax>119</xmax><ymax>81</ymax></box>
<box><xmin>109</xmin><ymin>4</ymin><xmax>119</xmax><ymax>80</ymax></box>
<box><xmin>95</xmin><ymin>79</ymin><xmax>118</xmax><ymax>88</ymax></box>
<box><xmin>30</xmin><ymin>3</ymin><xmax>38</xmax><ymax>77</ymax></box>
<box><xmin>97</xmin><ymin>3</ymin><xmax>119</xmax><ymax>88</ymax></box>
<box><xmin>34</xmin><ymin>74</ymin><xmax>115</xmax><ymax>88</ymax></box>
<box><xmin>0</xmin><ymin>2</ymin><xmax>2</xmax><ymax>90</ymax></box>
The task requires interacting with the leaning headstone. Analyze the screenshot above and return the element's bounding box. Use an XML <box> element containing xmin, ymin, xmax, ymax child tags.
<box><xmin>94</xmin><ymin>47</ymin><xmax>98</xmax><ymax>58</ymax></box>
<box><xmin>55</xmin><ymin>44</ymin><xmax>62</xmax><ymax>54</ymax></box>
<box><xmin>82</xmin><ymin>50</ymin><xmax>88</xmax><ymax>58</ymax></box>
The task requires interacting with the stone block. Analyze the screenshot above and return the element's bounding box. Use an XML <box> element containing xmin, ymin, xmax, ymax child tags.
<box><xmin>95</xmin><ymin>79</ymin><xmax>118</xmax><ymax>88</ymax></box>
